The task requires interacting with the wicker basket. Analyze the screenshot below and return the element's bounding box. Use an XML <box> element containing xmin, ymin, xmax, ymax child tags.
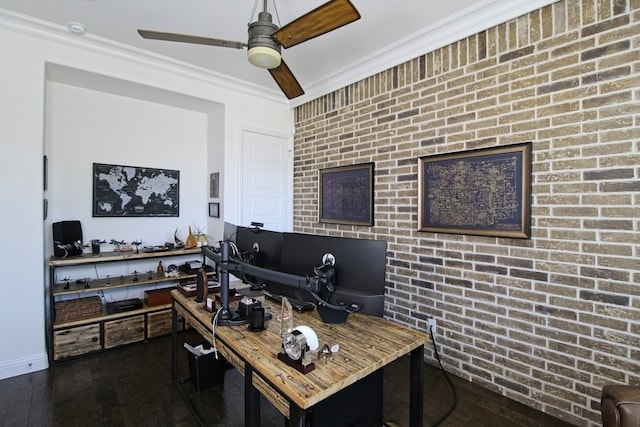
<box><xmin>55</xmin><ymin>296</ymin><xmax>103</xmax><ymax>323</ymax></box>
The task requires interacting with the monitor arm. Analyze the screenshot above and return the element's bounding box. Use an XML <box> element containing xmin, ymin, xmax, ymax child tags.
<box><xmin>202</xmin><ymin>241</ymin><xmax>357</xmax><ymax>325</ymax></box>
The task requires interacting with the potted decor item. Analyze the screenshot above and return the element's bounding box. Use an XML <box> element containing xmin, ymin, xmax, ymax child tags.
<box><xmin>193</xmin><ymin>224</ymin><xmax>208</xmax><ymax>246</ymax></box>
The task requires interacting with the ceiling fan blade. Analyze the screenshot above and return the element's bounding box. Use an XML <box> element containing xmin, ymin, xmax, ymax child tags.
<box><xmin>268</xmin><ymin>60</ymin><xmax>304</xmax><ymax>99</ymax></box>
<box><xmin>271</xmin><ymin>0</ymin><xmax>360</xmax><ymax>49</ymax></box>
<box><xmin>138</xmin><ymin>29</ymin><xmax>246</xmax><ymax>49</ymax></box>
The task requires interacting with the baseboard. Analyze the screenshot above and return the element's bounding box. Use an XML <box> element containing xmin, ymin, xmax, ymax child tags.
<box><xmin>0</xmin><ymin>353</ymin><xmax>48</xmax><ymax>380</ymax></box>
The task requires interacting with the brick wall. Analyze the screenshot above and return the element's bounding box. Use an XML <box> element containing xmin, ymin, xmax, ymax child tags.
<box><xmin>292</xmin><ymin>0</ymin><xmax>640</xmax><ymax>425</ymax></box>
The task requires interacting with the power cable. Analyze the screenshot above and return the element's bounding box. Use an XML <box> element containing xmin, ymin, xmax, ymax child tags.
<box><xmin>428</xmin><ymin>323</ymin><xmax>458</xmax><ymax>427</ymax></box>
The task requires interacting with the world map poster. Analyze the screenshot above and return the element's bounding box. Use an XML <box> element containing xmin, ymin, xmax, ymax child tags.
<box><xmin>92</xmin><ymin>163</ymin><xmax>179</xmax><ymax>217</ymax></box>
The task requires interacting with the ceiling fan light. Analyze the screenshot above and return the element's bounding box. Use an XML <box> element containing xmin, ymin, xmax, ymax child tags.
<box><xmin>247</xmin><ymin>46</ymin><xmax>281</xmax><ymax>69</ymax></box>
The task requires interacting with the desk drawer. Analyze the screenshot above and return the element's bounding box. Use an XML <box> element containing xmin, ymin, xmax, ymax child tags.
<box><xmin>216</xmin><ymin>340</ymin><xmax>289</xmax><ymax>417</ymax></box>
<box><xmin>147</xmin><ymin>310</ymin><xmax>184</xmax><ymax>338</ymax></box>
<box><xmin>53</xmin><ymin>323</ymin><xmax>101</xmax><ymax>360</ymax></box>
<box><xmin>254</xmin><ymin>373</ymin><xmax>289</xmax><ymax>416</ymax></box>
<box><xmin>216</xmin><ymin>339</ymin><xmax>243</xmax><ymax>373</ymax></box>
<box><xmin>104</xmin><ymin>315</ymin><xmax>145</xmax><ymax>348</ymax></box>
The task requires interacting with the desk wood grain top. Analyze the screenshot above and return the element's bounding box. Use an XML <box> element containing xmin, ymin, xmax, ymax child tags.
<box><xmin>172</xmin><ymin>290</ymin><xmax>427</xmax><ymax>410</ymax></box>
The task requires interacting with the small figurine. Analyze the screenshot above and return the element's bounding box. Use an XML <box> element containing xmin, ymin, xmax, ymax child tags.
<box><xmin>174</xmin><ymin>228</ymin><xmax>185</xmax><ymax>248</ymax></box>
<box><xmin>110</xmin><ymin>239</ymin><xmax>125</xmax><ymax>253</ymax></box>
<box><xmin>156</xmin><ymin>261</ymin><xmax>164</xmax><ymax>278</ymax></box>
<box><xmin>165</xmin><ymin>264</ymin><xmax>179</xmax><ymax>277</ymax></box>
<box><xmin>131</xmin><ymin>240</ymin><xmax>142</xmax><ymax>254</ymax></box>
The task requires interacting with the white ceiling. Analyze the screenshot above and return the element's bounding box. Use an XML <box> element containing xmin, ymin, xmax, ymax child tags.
<box><xmin>0</xmin><ymin>0</ymin><xmax>558</xmax><ymax>105</ymax></box>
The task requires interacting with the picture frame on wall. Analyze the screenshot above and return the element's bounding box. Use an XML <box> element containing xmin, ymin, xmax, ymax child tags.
<box><xmin>208</xmin><ymin>202</ymin><xmax>220</xmax><ymax>218</ymax></box>
<box><xmin>209</xmin><ymin>172</ymin><xmax>219</xmax><ymax>198</ymax></box>
<box><xmin>418</xmin><ymin>142</ymin><xmax>532</xmax><ymax>239</ymax></box>
<box><xmin>43</xmin><ymin>155</ymin><xmax>48</xmax><ymax>191</ymax></box>
<box><xmin>319</xmin><ymin>162</ymin><xmax>374</xmax><ymax>226</ymax></box>
<box><xmin>92</xmin><ymin>162</ymin><xmax>179</xmax><ymax>217</ymax></box>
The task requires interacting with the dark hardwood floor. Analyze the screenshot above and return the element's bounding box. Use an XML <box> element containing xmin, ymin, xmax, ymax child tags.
<box><xmin>0</xmin><ymin>330</ymin><xmax>574</xmax><ymax>426</ymax></box>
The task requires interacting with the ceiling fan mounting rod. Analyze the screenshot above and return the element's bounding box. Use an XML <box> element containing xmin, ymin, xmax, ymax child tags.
<box><xmin>249</xmin><ymin>0</ymin><xmax>270</xmax><ymax>23</ymax></box>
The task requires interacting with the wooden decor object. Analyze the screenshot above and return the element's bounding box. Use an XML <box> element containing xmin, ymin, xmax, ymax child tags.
<box><xmin>144</xmin><ymin>287</ymin><xmax>174</xmax><ymax>307</ymax></box>
<box><xmin>195</xmin><ymin>269</ymin><xmax>208</xmax><ymax>303</ymax></box>
<box><xmin>276</xmin><ymin>352</ymin><xmax>315</xmax><ymax>374</ymax></box>
<box><xmin>184</xmin><ymin>226</ymin><xmax>197</xmax><ymax>249</ymax></box>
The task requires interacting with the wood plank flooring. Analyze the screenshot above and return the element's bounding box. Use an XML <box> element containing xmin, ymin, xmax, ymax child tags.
<box><xmin>0</xmin><ymin>330</ymin><xmax>575</xmax><ymax>426</ymax></box>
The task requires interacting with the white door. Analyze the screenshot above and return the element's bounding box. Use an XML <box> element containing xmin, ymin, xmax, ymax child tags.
<box><xmin>240</xmin><ymin>128</ymin><xmax>292</xmax><ymax>232</ymax></box>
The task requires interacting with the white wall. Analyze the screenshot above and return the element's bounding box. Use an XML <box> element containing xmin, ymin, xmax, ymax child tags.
<box><xmin>45</xmin><ymin>82</ymin><xmax>208</xmax><ymax>250</ymax></box>
<box><xmin>0</xmin><ymin>16</ymin><xmax>293</xmax><ymax>379</ymax></box>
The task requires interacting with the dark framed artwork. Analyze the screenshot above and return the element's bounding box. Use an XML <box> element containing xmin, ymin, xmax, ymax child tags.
<box><xmin>209</xmin><ymin>172</ymin><xmax>220</xmax><ymax>198</ymax></box>
<box><xmin>319</xmin><ymin>162</ymin><xmax>374</xmax><ymax>226</ymax></box>
<box><xmin>418</xmin><ymin>142</ymin><xmax>532</xmax><ymax>238</ymax></box>
<box><xmin>43</xmin><ymin>155</ymin><xmax>48</xmax><ymax>190</ymax></box>
<box><xmin>208</xmin><ymin>202</ymin><xmax>220</xmax><ymax>218</ymax></box>
<box><xmin>93</xmin><ymin>162</ymin><xmax>180</xmax><ymax>217</ymax></box>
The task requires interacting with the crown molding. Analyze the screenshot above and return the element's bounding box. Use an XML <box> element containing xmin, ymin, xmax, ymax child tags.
<box><xmin>291</xmin><ymin>0</ymin><xmax>561</xmax><ymax>107</ymax></box>
<box><xmin>1</xmin><ymin>1</ymin><xmax>561</xmax><ymax>108</ymax></box>
<box><xmin>0</xmin><ymin>8</ymin><xmax>286</xmax><ymax>105</ymax></box>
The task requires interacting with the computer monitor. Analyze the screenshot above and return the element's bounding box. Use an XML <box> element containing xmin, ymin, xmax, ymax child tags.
<box><xmin>235</xmin><ymin>226</ymin><xmax>283</xmax><ymax>271</ymax></box>
<box><xmin>283</xmin><ymin>232</ymin><xmax>386</xmax><ymax>316</ymax></box>
<box><xmin>281</xmin><ymin>232</ymin><xmax>386</xmax><ymax>295</ymax></box>
<box><xmin>223</xmin><ymin>221</ymin><xmax>238</xmax><ymax>242</ymax></box>
<box><xmin>228</xmin><ymin>223</ymin><xmax>387</xmax><ymax>317</ymax></box>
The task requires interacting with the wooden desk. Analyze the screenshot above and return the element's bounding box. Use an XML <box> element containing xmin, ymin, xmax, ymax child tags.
<box><xmin>171</xmin><ymin>290</ymin><xmax>427</xmax><ymax>427</ymax></box>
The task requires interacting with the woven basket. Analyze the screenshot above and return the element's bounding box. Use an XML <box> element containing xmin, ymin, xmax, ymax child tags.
<box><xmin>55</xmin><ymin>296</ymin><xmax>103</xmax><ymax>323</ymax></box>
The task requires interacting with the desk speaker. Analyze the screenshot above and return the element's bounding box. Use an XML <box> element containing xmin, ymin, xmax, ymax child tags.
<box><xmin>52</xmin><ymin>220</ymin><xmax>83</xmax><ymax>257</ymax></box>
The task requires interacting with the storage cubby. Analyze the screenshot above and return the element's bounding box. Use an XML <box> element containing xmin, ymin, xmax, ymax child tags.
<box><xmin>47</xmin><ymin>247</ymin><xmax>212</xmax><ymax>361</ymax></box>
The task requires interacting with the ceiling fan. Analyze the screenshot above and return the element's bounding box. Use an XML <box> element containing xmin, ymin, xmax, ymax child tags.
<box><xmin>137</xmin><ymin>0</ymin><xmax>361</xmax><ymax>99</ymax></box>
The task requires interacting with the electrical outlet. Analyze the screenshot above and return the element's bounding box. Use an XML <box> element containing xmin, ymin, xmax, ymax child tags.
<box><xmin>427</xmin><ymin>317</ymin><xmax>437</xmax><ymax>335</ymax></box>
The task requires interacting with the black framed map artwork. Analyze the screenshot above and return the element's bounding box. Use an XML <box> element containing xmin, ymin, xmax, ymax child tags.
<box><xmin>319</xmin><ymin>163</ymin><xmax>374</xmax><ymax>226</ymax></box>
<box><xmin>418</xmin><ymin>142</ymin><xmax>531</xmax><ymax>238</ymax></box>
<box><xmin>93</xmin><ymin>163</ymin><xmax>180</xmax><ymax>217</ymax></box>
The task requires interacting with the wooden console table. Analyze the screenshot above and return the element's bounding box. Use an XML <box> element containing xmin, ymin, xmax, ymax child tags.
<box><xmin>171</xmin><ymin>290</ymin><xmax>427</xmax><ymax>427</ymax></box>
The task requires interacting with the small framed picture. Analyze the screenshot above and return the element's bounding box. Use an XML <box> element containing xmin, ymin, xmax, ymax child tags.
<box><xmin>209</xmin><ymin>172</ymin><xmax>220</xmax><ymax>198</ymax></box>
<box><xmin>208</xmin><ymin>202</ymin><xmax>220</xmax><ymax>218</ymax></box>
